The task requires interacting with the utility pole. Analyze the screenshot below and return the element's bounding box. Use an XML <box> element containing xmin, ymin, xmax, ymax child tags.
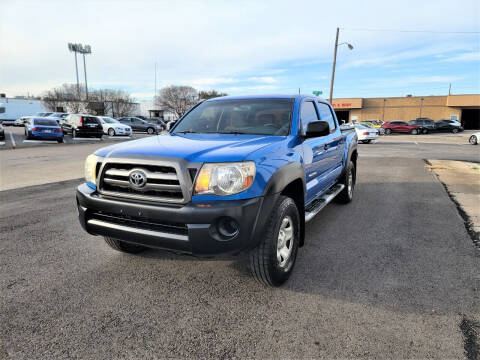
<box><xmin>329</xmin><ymin>27</ymin><xmax>340</xmax><ymax>104</ymax></box>
<box><xmin>83</xmin><ymin>53</ymin><xmax>89</xmax><ymax>100</ymax></box>
<box><xmin>154</xmin><ymin>62</ymin><xmax>157</xmax><ymax>99</ymax></box>
<box><xmin>448</xmin><ymin>83</ymin><xmax>451</xmax><ymax>95</ymax></box>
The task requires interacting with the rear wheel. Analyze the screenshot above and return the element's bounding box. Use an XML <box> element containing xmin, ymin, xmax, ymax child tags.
<box><xmin>410</xmin><ymin>129</ymin><xmax>419</xmax><ymax>135</ymax></box>
<box><xmin>452</xmin><ymin>128</ymin><xmax>459</xmax><ymax>134</ymax></box>
<box><xmin>57</xmin><ymin>137</ymin><xmax>64</xmax><ymax>143</ymax></box>
<box><xmin>104</xmin><ymin>236</ymin><xmax>147</xmax><ymax>254</ymax></box>
<box><xmin>249</xmin><ymin>196</ymin><xmax>300</xmax><ymax>287</ymax></box>
<box><xmin>422</xmin><ymin>128</ymin><xmax>428</xmax><ymax>134</ymax></box>
<box><xmin>469</xmin><ymin>135</ymin><xmax>478</xmax><ymax>145</ymax></box>
<box><xmin>108</xmin><ymin>128</ymin><xmax>115</xmax><ymax>136</ymax></box>
<box><xmin>335</xmin><ymin>160</ymin><xmax>355</xmax><ymax>204</ymax></box>
<box><xmin>384</xmin><ymin>128</ymin><xmax>392</xmax><ymax>135</ymax></box>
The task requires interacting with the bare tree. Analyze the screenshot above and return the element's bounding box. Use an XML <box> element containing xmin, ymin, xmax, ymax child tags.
<box><xmin>41</xmin><ymin>84</ymin><xmax>137</xmax><ymax>116</ymax></box>
<box><xmin>198</xmin><ymin>90</ymin><xmax>227</xmax><ymax>100</ymax></box>
<box><xmin>155</xmin><ymin>86</ymin><xmax>198</xmax><ymax>118</ymax></box>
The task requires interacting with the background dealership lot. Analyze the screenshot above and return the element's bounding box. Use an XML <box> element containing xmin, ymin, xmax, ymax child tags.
<box><xmin>1</xmin><ymin>133</ymin><xmax>479</xmax><ymax>359</ymax></box>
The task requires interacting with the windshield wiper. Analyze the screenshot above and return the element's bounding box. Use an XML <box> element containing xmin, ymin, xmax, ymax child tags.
<box><xmin>175</xmin><ymin>130</ymin><xmax>198</xmax><ymax>134</ymax></box>
<box><xmin>219</xmin><ymin>131</ymin><xmax>250</xmax><ymax>135</ymax></box>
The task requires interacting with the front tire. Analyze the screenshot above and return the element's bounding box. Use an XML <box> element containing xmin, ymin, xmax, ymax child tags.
<box><xmin>249</xmin><ymin>196</ymin><xmax>300</xmax><ymax>287</ymax></box>
<box><xmin>108</xmin><ymin>128</ymin><xmax>115</xmax><ymax>136</ymax></box>
<box><xmin>410</xmin><ymin>129</ymin><xmax>419</xmax><ymax>135</ymax></box>
<box><xmin>422</xmin><ymin>128</ymin><xmax>428</xmax><ymax>134</ymax></box>
<box><xmin>103</xmin><ymin>236</ymin><xmax>147</xmax><ymax>254</ymax></box>
<box><xmin>147</xmin><ymin>127</ymin><xmax>154</xmax><ymax>135</ymax></box>
<box><xmin>469</xmin><ymin>135</ymin><xmax>478</xmax><ymax>145</ymax></box>
<box><xmin>335</xmin><ymin>160</ymin><xmax>355</xmax><ymax>204</ymax></box>
<box><xmin>452</xmin><ymin>128</ymin><xmax>459</xmax><ymax>134</ymax></box>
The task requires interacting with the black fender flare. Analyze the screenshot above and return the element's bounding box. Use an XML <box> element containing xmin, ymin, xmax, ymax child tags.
<box><xmin>262</xmin><ymin>161</ymin><xmax>306</xmax><ymax>197</ymax></box>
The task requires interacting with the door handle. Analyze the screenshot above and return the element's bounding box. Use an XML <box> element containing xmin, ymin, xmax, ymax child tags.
<box><xmin>324</xmin><ymin>144</ymin><xmax>328</xmax><ymax>150</ymax></box>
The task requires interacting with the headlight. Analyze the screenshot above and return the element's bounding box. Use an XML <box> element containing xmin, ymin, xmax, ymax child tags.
<box><xmin>194</xmin><ymin>162</ymin><xmax>255</xmax><ymax>196</ymax></box>
<box><xmin>84</xmin><ymin>154</ymin><xmax>101</xmax><ymax>185</ymax></box>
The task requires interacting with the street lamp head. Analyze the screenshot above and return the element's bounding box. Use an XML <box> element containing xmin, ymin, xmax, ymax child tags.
<box><xmin>347</xmin><ymin>43</ymin><xmax>354</xmax><ymax>50</ymax></box>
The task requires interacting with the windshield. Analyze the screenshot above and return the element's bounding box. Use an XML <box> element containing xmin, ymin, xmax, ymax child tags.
<box><xmin>172</xmin><ymin>99</ymin><xmax>294</xmax><ymax>136</ymax></box>
<box><xmin>101</xmin><ymin>117</ymin><xmax>118</xmax><ymax>124</ymax></box>
<box><xmin>34</xmin><ymin>119</ymin><xmax>58</xmax><ymax>126</ymax></box>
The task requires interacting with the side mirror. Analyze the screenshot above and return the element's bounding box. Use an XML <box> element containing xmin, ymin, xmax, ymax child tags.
<box><xmin>304</xmin><ymin>121</ymin><xmax>330</xmax><ymax>138</ymax></box>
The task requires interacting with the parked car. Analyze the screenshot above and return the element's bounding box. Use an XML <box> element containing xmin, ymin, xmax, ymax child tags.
<box><xmin>47</xmin><ymin>112</ymin><xmax>69</xmax><ymax>125</ymax></box>
<box><xmin>98</xmin><ymin>116</ymin><xmax>132</xmax><ymax>136</ymax></box>
<box><xmin>361</xmin><ymin>122</ymin><xmax>385</xmax><ymax>135</ymax></box>
<box><xmin>408</xmin><ymin>118</ymin><xmax>436</xmax><ymax>134</ymax></box>
<box><xmin>435</xmin><ymin>119</ymin><xmax>464</xmax><ymax>133</ymax></box>
<box><xmin>354</xmin><ymin>123</ymin><xmax>379</xmax><ymax>143</ymax></box>
<box><xmin>76</xmin><ymin>94</ymin><xmax>358</xmax><ymax>287</ymax></box>
<box><xmin>0</xmin><ymin>124</ymin><xmax>4</xmax><ymax>140</ymax></box>
<box><xmin>61</xmin><ymin>114</ymin><xmax>103</xmax><ymax>138</ymax></box>
<box><xmin>382</xmin><ymin>121</ymin><xmax>421</xmax><ymax>135</ymax></box>
<box><xmin>360</xmin><ymin>120</ymin><xmax>383</xmax><ymax>128</ymax></box>
<box><xmin>24</xmin><ymin>117</ymin><xmax>64</xmax><ymax>143</ymax></box>
<box><xmin>469</xmin><ymin>132</ymin><xmax>480</xmax><ymax>145</ymax></box>
<box><xmin>147</xmin><ymin>117</ymin><xmax>167</xmax><ymax>129</ymax></box>
<box><xmin>165</xmin><ymin>119</ymin><xmax>178</xmax><ymax>131</ymax></box>
<box><xmin>117</xmin><ymin>117</ymin><xmax>161</xmax><ymax>134</ymax></box>
<box><xmin>36</xmin><ymin>112</ymin><xmax>53</xmax><ymax>117</ymax></box>
<box><xmin>13</xmin><ymin>117</ymin><xmax>26</xmax><ymax>126</ymax></box>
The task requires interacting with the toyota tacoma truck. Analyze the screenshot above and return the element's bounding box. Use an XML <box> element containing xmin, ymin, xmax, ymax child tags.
<box><xmin>76</xmin><ymin>95</ymin><xmax>358</xmax><ymax>286</ymax></box>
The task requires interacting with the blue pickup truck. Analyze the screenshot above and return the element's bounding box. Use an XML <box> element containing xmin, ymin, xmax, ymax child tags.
<box><xmin>77</xmin><ymin>95</ymin><xmax>358</xmax><ymax>286</ymax></box>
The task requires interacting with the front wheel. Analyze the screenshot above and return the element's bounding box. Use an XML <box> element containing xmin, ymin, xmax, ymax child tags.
<box><xmin>452</xmin><ymin>128</ymin><xmax>459</xmax><ymax>134</ymax></box>
<box><xmin>104</xmin><ymin>236</ymin><xmax>147</xmax><ymax>254</ymax></box>
<box><xmin>469</xmin><ymin>135</ymin><xmax>478</xmax><ymax>145</ymax></box>
<box><xmin>147</xmin><ymin>127</ymin><xmax>154</xmax><ymax>135</ymax></box>
<box><xmin>410</xmin><ymin>129</ymin><xmax>419</xmax><ymax>135</ymax></box>
<box><xmin>384</xmin><ymin>128</ymin><xmax>392</xmax><ymax>135</ymax></box>
<box><xmin>422</xmin><ymin>128</ymin><xmax>428</xmax><ymax>134</ymax></box>
<box><xmin>108</xmin><ymin>128</ymin><xmax>115</xmax><ymax>136</ymax></box>
<box><xmin>249</xmin><ymin>196</ymin><xmax>300</xmax><ymax>287</ymax></box>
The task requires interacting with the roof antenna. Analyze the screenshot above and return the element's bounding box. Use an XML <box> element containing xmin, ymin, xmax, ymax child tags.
<box><xmin>298</xmin><ymin>88</ymin><xmax>301</xmax><ymax>94</ymax></box>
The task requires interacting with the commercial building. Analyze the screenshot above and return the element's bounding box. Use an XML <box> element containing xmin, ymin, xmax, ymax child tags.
<box><xmin>331</xmin><ymin>94</ymin><xmax>480</xmax><ymax>129</ymax></box>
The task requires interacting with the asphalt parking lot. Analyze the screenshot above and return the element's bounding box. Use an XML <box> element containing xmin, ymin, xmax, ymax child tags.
<box><xmin>1</xmin><ymin>135</ymin><xmax>479</xmax><ymax>359</ymax></box>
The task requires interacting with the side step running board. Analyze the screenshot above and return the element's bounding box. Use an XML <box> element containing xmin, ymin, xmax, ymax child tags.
<box><xmin>305</xmin><ymin>184</ymin><xmax>345</xmax><ymax>223</ymax></box>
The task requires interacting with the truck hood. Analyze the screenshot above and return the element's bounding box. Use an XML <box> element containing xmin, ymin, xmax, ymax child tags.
<box><xmin>95</xmin><ymin>133</ymin><xmax>286</xmax><ymax>163</ymax></box>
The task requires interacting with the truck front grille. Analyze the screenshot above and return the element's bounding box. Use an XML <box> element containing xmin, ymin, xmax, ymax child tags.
<box><xmin>90</xmin><ymin>211</ymin><xmax>188</xmax><ymax>236</ymax></box>
<box><xmin>99</xmin><ymin>162</ymin><xmax>185</xmax><ymax>203</ymax></box>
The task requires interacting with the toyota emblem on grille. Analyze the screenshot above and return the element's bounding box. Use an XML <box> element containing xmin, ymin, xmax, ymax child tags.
<box><xmin>129</xmin><ymin>170</ymin><xmax>147</xmax><ymax>189</ymax></box>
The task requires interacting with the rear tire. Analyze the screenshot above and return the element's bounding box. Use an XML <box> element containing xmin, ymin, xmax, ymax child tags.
<box><xmin>103</xmin><ymin>236</ymin><xmax>147</xmax><ymax>253</ymax></box>
<box><xmin>422</xmin><ymin>128</ymin><xmax>428</xmax><ymax>134</ymax></box>
<box><xmin>335</xmin><ymin>160</ymin><xmax>355</xmax><ymax>204</ymax></box>
<box><xmin>452</xmin><ymin>128</ymin><xmax>459</xmax><ymax>134</ymax></box>
<box><xmin>57</xmin><ymin>137</ymin><xmax>64</xmax><ymax>143</ymax></box>
<box><xmin>410</xmin><ymin>129</ymin><xmax>419</xmax><ymax>135</ymax></box>
<box><xmin>469</xmin><ymin>135</ymin><xmax>478</xmax><ymax>145</ymax></box>
<box><xmin>249</xmin><ymin>196</ymin><xmax>300</xmax><ymax>287</ymax></box>
<box><xmin>385</xmin><ymin>128</ymin><xmax>392</xmax><ymax>135</ymax></box>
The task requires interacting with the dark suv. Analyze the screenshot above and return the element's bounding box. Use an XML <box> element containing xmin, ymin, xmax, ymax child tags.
<box><xmin>408</xmin><ymin>118</ymin><xmax>436</xmax><ymax>134</ymax></box>
<box><xmin>435</xmin><ymin>119</ymin><xmax>464</xmax><ymax>133</ymax></box>
<box><xmin>61</xmin><ymin>114</ymin><xmax>103</xmax><ymax>138</ymax></box>
<box><xmin>117</xmin><ymin>117</ymin><xmax>161</xmax><ymax>134</ymax></box>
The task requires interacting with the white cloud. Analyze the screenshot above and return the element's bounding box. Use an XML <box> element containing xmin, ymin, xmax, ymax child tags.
<box><xmin>247</xmin><ymin>77</ymin><xmax>278</xmax><ymax>84</ymax></box>
<box><xmin>441</xmin><ymin>52</ymin><xmax>480</xmax><ymax>62</ymax></box>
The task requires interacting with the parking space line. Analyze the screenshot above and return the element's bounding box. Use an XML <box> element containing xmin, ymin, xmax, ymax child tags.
<box><xmin>9</xmin><ymin>131</ymin><xmax>16</xmax><ymax>148</ymax></box>
<box><xmin>72</xmin><ymin>138</ymin><xmax>101</xmax><ymax>141</ymax></box>
<box><xmin>23</xmin><ymin>140</ymin><xmax>58</xmax><ymax>144</ymax></box>
<box><xmin>107</xmin><ymin>136</ymin><xmax>132</xmax><ymax>140</ymax></box>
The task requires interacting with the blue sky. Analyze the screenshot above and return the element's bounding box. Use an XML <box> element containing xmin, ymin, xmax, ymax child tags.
<box><xmin>1</xmin><ymin>0</ymin><xmax>479</xmax><ymax>100</ymax></box>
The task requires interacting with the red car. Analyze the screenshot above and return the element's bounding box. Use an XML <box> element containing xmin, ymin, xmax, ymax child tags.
<box><xmin>382</xmin><ymin>121</ymin><xmax>421</xmax><ymax>135</ymax></box>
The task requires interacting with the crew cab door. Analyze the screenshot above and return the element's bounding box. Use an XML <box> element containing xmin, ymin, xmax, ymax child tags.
<box><xmin>301</xmin><ymin>99</ymin><xmax>341</xmax><ymax>202</ymax></box>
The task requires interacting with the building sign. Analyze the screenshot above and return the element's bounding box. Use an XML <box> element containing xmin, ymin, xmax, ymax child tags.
<box><xmin>331</xmin><ymin>98</ymin><xmax>363</xmax><ymax>109</ymax></box>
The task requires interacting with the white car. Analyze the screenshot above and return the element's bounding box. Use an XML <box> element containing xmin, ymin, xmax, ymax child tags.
<box><xmin>98</xmin><ymin>116</ymin><xmax>132</xmax><ymax>136</ymax></box>
<box><xmin>355</xmin><ymin>123</ymin><xmax>379</xmax><ymax>143</ymax></box>
<box><xmin>469</xmin><ymin>132</ymin><xmax>480</xmax><ymax>145</ymax></box>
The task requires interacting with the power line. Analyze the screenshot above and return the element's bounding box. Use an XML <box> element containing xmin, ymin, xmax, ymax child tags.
<box><xmin>341</xmin><ymin>27</ymin><xmax>480</xmax><ymax>34</ymax></box>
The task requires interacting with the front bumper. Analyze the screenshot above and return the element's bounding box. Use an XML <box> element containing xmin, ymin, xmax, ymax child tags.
<box><xmin>76</xmin><ymin>183</ymin><xmax>277</xmax><ymax>256</ymax></box>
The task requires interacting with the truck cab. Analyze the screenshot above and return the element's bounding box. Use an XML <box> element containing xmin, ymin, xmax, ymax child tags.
<box><xmin>76</xmin><ymin>95</ymin><xmax>358</xmax><ymax>286</ymax></box>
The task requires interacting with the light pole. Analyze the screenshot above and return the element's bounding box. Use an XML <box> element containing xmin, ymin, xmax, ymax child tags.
<box><xmin>329</xmin><ymin>27</ymin><xmax>354</xmax><ymax>103</ymax></box>
<box><xmin>68</xmin><ymin>43</ymin><xmax>92</xmax><ymax>100</ymax></box>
